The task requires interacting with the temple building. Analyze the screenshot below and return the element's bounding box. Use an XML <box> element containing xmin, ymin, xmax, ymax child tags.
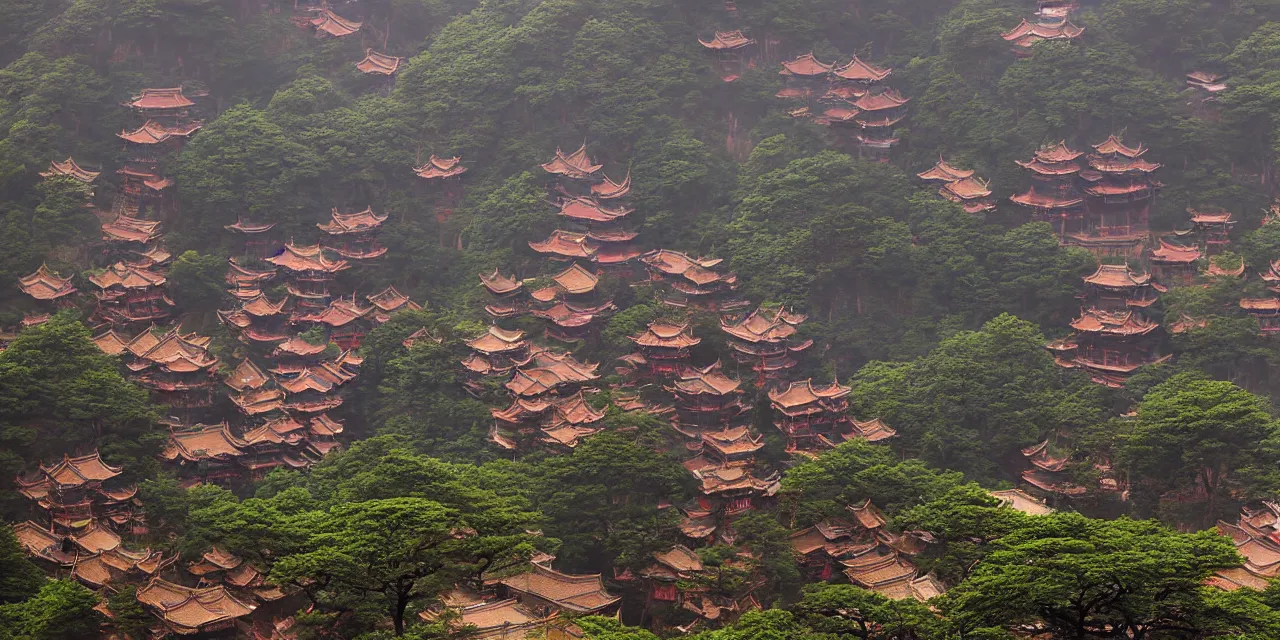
<box><xmin>940</xmin><ymin>176</ymin><xmax>995</xmax><ymax>214</ymax></box>
<box><xmin>490</xmin><ymin>390</ymin><xmax>606</xmax><ymax>452</ymax></box>
<box><xmin>1001</xmin><ymin>19</ymin><xmax>1084</xmax><ymax>56</ymax></box>
<box><xmin>127</xmin><ymin>328</ymin><xmax>219</xmax><ymax>411</ymax></box>
<box><xmin>1149</xmin><ymin>240</ymin><xmax>1202</xmax><ymax>286</ymax></box>
<box><xmin>530</xmin><ymin>263</ymin><xmax>601</xmax><ymax>304</ymax></box>
<box><xmin>1188</xmin><ymin>208</ymin><xmax>1235</xmax><ymax>252</ymax></box>
<box><xmin>126</xmin><ymin>88</ymin><xmax>195</xmax><ymax>121</ymax></box>
<box><xmin>1019</xmin><ymin>440</ymin><xmax>1086</xmax><ymax>496</ymax></box>
<box><xmin>88</xmin><ymin>262</ymin><xmax>173</xmax><ymax>326</ymax></box>
<box><xmin>266</xmin><ymin>242</ymin><xmax>351</xmax><ymax>311</ymax></box>
<box><xmin>367</xmin><ymin>285</ymin><xmax>421</xmax><ymax>323</ymax></box>
<box><xmin>136</xmin><ymin>577</ymin><xmax>257</xmax><ymax>636</ymax></box>
<box><xmin>309</xmin><ymin>8</ymin><xmax>361</xmax><ymax>37</ymax></box>
<box><xmin>463</xmin><ymin>326</ymin><xmax>533</xmax><ymax>378</ymax></box>
<box><xmin>102</xmin><ymin>215</ymin><xmax>162</xmax><ymax>247</ymax></box>
<box><xmin>318</xmin><ymin>206</ymin><xmax>389</xmax><ymax>260</ymax></box>
<box><xmin>1077</xmin><ymin>135</ymin><xmax>1161</xmax><ymax>257</ymax></box>
<box><xmin>1011</xmin><ymin>142</ymin><xmax>1085</xmax><ymax>238</ymax></box>
<box><xmin>218</xmin><ymin>293</ymin><xmax>291</xmax><ymax>345</ymax></box>
<box><xmin>777</xmin><ymin>53</ymin><xmax>834</xmax><ymax>100</ymax></box>
<box><xmin>720</xmin><ymin>306</ymin><xmax>812</xmax><ymax>382</ymax></box>
<box><xmin>624</xmin><ymin>319</ymin><xmax>701</xmax><ymax>377</ymax></box>
<box><xmin>17</xmin><ymin>264</ymin><xmax>76</xmax><ymax>305</ymax></box>
<box><xmin>161</xmin><ymin>423</ymin><xmax>250</xmax><ymax>484</ymax></box>
<box><xmin>851</xmin><ymin>89</ymin><xmax>909</xmax><ymax>159</ymax></box>
<box><xmin>293</xmin><ymin>295</ymin><xmax>376</xmax><ymax>348</ymax></box>
<box><xmin>415</xmin><ymin>155</ymin><xmax>468</xmax><ymax>180</ymax></box>
<box><xmin>1082</xmin><ymin>264</ymin><xmax>1159</xmax><ymax>310</ymax></box>
<box><xmin>15</xmin><ymin>450</ymin><xmax>141</xmax><ymax>534</ymax></box>
<box><xmin>699</xmin><ymin>30</ymin><xmax>756</xmax><ymax>82</ymax></box>
<box><xmin>541</xmin><ymin>143</ymin><xmax>603</xmax><ymax>186</ymax></box>
<box><xmin>1209</xmin><ymin>507</ymin><xmax>1280</xmax><ymax>592</ymax></box>
<box><xmin>41</xmin><ymin>157</ymin><xmax>100</xmax><ymax>198</ymax></box>
<box><xmin>768</xmin><ymin>379</ymin><xmax>858</xmax><ymax>453</ymax></box>
<box><xmin>531</xmin><ymin>299</ymin><xmax>616</xmax><ymax>343</ymax></box>
<box><xmin>529</xmin><ymin>230</ymin><xmax>600</xmax><ymax>261</ymax></box>
<box><xmin>496</xmin><ymin>564</ymin><xmax>621</xmax><ymax>616</ymax></box>
<box><xmin>682</xmin><ymin>451</ymin><xmax>780</xmax><ymax>520</ymax></box>
<box><xmin>356</xmin><ymin>49</ymin><xmax>402</xmax><ymax>76</ymax></box>
<box><xmin>666</xmin><ymin>361</ymin><xmax>749</xmax><ymax>437</ymax></box>
<box><xmin>225</xmin><ymin>219</ymin><xmax>277</xmax><ymax>258</ymax></box>
<box><xmin>504</xmin><ymin>351</ymin><xmax>600</xmax><ymax>398</ymax></box>
<box><xmin>917</xmin><ymin>156</ymin><xmax>973</xmax><ymax>184</ymax></box>
<box><xmin>187</xmin><ymin>547</ymin><xmax>285</xmax><ymax>604</ymax></box>
<box><xmin>991</xmin><ymin>488</ymin><xmax>1055</xmax><ymax>515</ymax></box>
<box><xmin>226</xmin><ymin>257</ymin><xmax>276</xmax><ymax>300</ymax></box>
<box><xmin>641</xmin><ymin>250</ymin><xmax>743</xmax><ymax>310</ymax></box>
<box><xmin>1240</xmin><ymin>298</ymin><xmax>1280</xmax><ymax>334</ymax></box>
<box><xmin>1048</xmin><ymin>309</ymin><xmax>1165</xmax><ymax>387</ymax></box>
<box><xmin>479</xmin><ymin>269</ymin><xmax>528</xmax><ymax>318</ymax></box>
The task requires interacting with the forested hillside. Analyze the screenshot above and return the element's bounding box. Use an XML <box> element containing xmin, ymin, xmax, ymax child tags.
<box><xmin>7</xmin><ymin>0</ymin><xmax>1280</xmax><ymax>637</ymax></box>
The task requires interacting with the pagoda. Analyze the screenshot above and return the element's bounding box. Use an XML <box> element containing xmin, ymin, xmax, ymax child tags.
<box><xmin>555</xmin><ymin>197</ymin><xmax>640</xmax><ymax>267</ymax></box>
<box><xmin>1019</xmin><ymin>440</ymin><xmax>1086</xmax><ymax>496</ymax></box>
<box><xmin>355</xmin><ymin>49</ymin><xmax>401</xmax><ymax>76</ymax></box>
<box><xmin>128</xmin><ymin>329</ymin><xmax>219</xmax><ymax>412</ymax></box>
<box><xmin>720</xmin><ymin>306</ymin><xmax>812</xmax><ymax>382</ymax></box>
<box><xmin>479</xmin><ymin>270</ymin><xmax>527</xmax><ymax>318</ymax></box>
<box><xmin>850</xmin><ymin>89</ymin><xmax>909</xmax><ymax>160</ymax></box>
<box><xmin>117</xmin><ymin>87</ymin><xmax>197</xmax><ymax>221</ymax></box>
<box><xmin>187</xmin><ymin>547</ymin><xmax>285</xmax><ymax>604</ymax></box>
<box><xmin>1082</xmin><ymin>264</ymin><xmax>1158</xmax><ymax>310</ymax></box>
<box><xmin>101</xmin><ymin>215</ymin><xmax>161</xmax><ymax>246</ymax></box>
<box><xmin>1075</xmin><ymin>135</ymin><xmax>1161</xmax><ymax>257</ymax></box>
<box><xmin>277</xmin><ymin>367</ymin><xmax>348</xmax><ymax>415</ymax></box>
<box><xmin>88</xmin><ymin>262</ymin><xmax>173</xmax><ymax>326</ymax></box>
<box><xmin>490</xmin><ymin>390</ymin><xmax>606</xmax><ymax>452</ymax></box>
<box><xmin>15</xmin><ymin>451</ymin><xmax>140</xmax><ymax>534</ymax></box>
<box><xmin>1011</xmin><ymin>141</ymin><xmax>1085</xmax><ymax>236</ymax></box>
<box><xmin>1148</xmin><ymin>240</ymin><xmax>1202</xmax><ymax>286</ymax></box>
<box><xmin>624</xmin><ymin>319</ymin><xmax>701</xmax><ymax>377</ymax></box>
<box><xmin>462</xmin><ymin>326</ymin><xmax>533</xmax><ymax>378</ymax></box>
<box><xmin>529</xmin><ymin>230</ymin><xmax>599</xmax><ymax>261</ymax></box>
<box><xmin>366</xmin><ymin>286</ymin><xmax>420</xmax><ymax>323</ymax></box>
<box><xmin>271</xmin><ymin>335</ymin><xmax>330</xmax><ymax>372</ymax></box>
<box><xmin>641</xmin><ymin>249</ymin><xmax>743</xmax><ymax>310</ymax></box>
<box><xmin>530</xmin><ymin>263</ymin><xmax>600</xmax><ymax>304</ymax></box>
<box><xmin>318</xmin><ymin>207</ymin><xmax>389</xmax><ymax>260</ymax></box>
<box><xmin>265</xmin><ymin>242</ymin><xmax>350</xmax><ymax>311</ymax></box>
<box><xmin>1001</xmin><ymin>19</ymin><xmax>1084</xmax><ymax>56</ymax></box>
<box><xmin>768</xmin><ymin>379</ymin><xmax>856</xmax><ymax>453</ymax></box>
<box><xmin>224</xmin><ymin>219</ymin><xmax>277</xmax><ymax>258</ymax></box>
<box><xmin>666</xmin><ymin>361</ymin><xmax>750</xmax><ymax>437</ymax></box>
<box><xmin>218</xmin><ymin>293</ymin><xmax>291</xmax><ymax>345</ymax></box>
<box><xmin>699</xmin><ymin>31</ymin><xmax>756</xmax><ymax>82</ymax></box>
<box><xmin>17</xmin><ymin>264</ymin><xmax>76</xmax><ymax>306</ymax></box>
<box><xmin>309</xmin><ymin>8</ymin><xmax>362</xmax><ymax>37</ymax></box>
<box><xmin>1187</xmin><ymin>208</ymin><xmax>1235</xmax><ymax>252</ymax></box>
<box><xmin>226</xmin><ymin>257</ymin><xmax>276</xmax><ymax>301</ymax></box>
<box><xmin>682</xmin><ymin>441</ymin><xmax>780</xmax><ymax>519</ymax></box>
<box><xmin>1049</xmin><ymin>309</ymin><xmax>1164</xmax><ymax>387</ymax></box>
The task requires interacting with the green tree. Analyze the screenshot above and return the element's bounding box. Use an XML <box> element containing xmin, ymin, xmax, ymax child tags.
<box><xmin>0</xmin><ymin>526</ymin><xmax>43</xmax><ymax>603</ymax></box>
<box><xmin>0</xmin><ymin>580</ymin><xmax>102</xmax><ymax>640</ymax></box>
<box><xmin>794</xmin><ymin>583</ymin><xmax>945</xmax><ymax>639</ymax></box>
<box><xmin>1116</xmin><ymin>373</ymin><xmax>1278</xmax><ymax>523</ymax></box>
<box><xmin>944</xmin><ymin>514</ymin><xmax>1242</xmax><ymax>639</ymax></box>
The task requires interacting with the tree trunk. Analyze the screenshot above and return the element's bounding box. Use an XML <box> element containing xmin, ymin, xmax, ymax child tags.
<box><xmin>393</xmin><ymin>592</ymin><xmax>409</xmax><ymax>635</ymax></box>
